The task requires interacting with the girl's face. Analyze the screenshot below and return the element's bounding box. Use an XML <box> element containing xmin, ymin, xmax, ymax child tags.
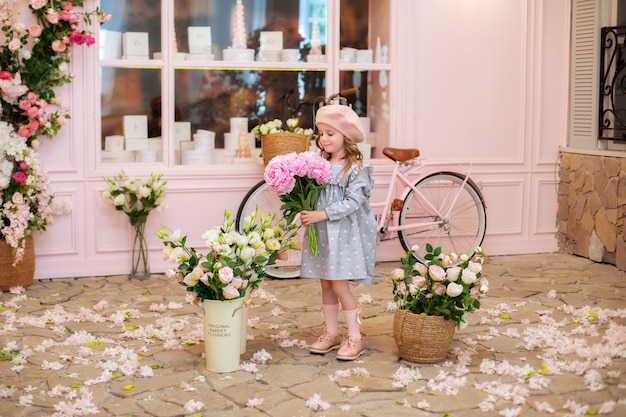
<box><xmin>317</xmin><ymin>122</ymin><xmax>346</xmax><ymax>160</ymax></box>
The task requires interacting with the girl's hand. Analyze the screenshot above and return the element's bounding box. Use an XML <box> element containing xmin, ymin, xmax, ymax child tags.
<box><xmin>300</xmin><ymin>210</ymin><xmax>328</xmax><ymax>226</ymax></box>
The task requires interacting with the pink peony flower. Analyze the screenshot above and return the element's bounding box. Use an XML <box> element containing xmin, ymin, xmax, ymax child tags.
<box><xmin>428</xmin><ymin>265</ymin><xmax>447</xmax><ymax>281</ymax></box>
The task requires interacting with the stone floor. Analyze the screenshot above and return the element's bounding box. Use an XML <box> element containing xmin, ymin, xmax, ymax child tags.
<box><xmin>0</xmin><ymin>253</ymin><xmax>625</xmax><ymax>417</ymax></box>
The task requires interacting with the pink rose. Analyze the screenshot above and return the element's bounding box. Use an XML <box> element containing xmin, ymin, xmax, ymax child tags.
<box><xmin>222</xmin><ymin>285</ymin><xmax>240</xmax><ymax>300</ymax></box>
<box><xmin>17</xmin><ymin>126</ymin><xmax>31</xmax><ymax>137</ymax></box>
<box><xmin>26</xmin><ymin>107</ymin><xmax>39</xmax><ymax>117</ymax></box>
<box><xmin>8</xmin><ymin>39</ymin><xmax>20</xmax><ymax>51</ymax></box>
<box><xmin>412</xmin><ymin>275</ymin><xmax>426</xmax><ymax>289</ymax></box>
<box><xmin>0</xmin><ymin>71</ymin><xmax>11</xmax><ymax>80</ymax></box>
<box><xmin>47</xmin><ymin>11</ymin><xmax>59</xmax><ymax>24</ymax></box>
<box><xmin>29</xmin><ymin>24</ymin><xmax>42</xmax><ymax>37</ymax></box>
<box><xmin>432</xmin><ymin>282</ymin><xmax>447</xmax><ymax>296</ymax></box>
<box><xmin>12</xmin><ymin>192</ymin><xmax>24</xmax><ymax>204</ymax></box>
<box><xmin>218</xmin><ymin>266</ymin><xmax>234</xmax><ymax>284</ymax></box>
<box><xmin>51</xmin><ymin>40</ymin><xmax>66</xmax><ymax>52</ymax></box>
<box><xmin>69</xmin><ymin>31</ymin><xmax>85</xmax><ymax>45</ymax></box>
<box><xmin>428</xmin><ymin>265</ymin><xmax>447</xmax><ymax>281</ymax></box>
<box><xmin>29</xmin><ymin>0</ymin><xmax>47</xmax><ymax>10</ymax></box>
<box><xmin>85</xmin><ymin>34</ymin><xmax>95</xmax><ymax>46</ymax></box>
<box><xmin>18</xmin><ymin>161</ymin><xmax>28</xmax><ymax>171</ymax></box>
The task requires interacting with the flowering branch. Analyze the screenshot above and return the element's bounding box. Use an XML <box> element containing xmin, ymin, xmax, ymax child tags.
<box><xmin>0</xmin><ymin>0</ymin><xmax>111</xmax><ymax>143</ymax></box>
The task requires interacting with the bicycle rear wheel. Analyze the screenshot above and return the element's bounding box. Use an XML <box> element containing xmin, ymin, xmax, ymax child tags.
<box><xmin>235</xmin><ymin>180</ymin><xmax>302</xmax><ymax>279</ymax></box>
<box><xmin>398</xmin><ymin>172</ymin><xmax>486</xmax><ymax>263</ymax></box>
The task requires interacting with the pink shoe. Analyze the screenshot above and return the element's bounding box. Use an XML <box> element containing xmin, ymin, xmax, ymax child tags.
<box><xmin>309</xmin><ymin>332</ymin><xmax>342</xmax><ymax>354</ymax></box>
<box><xmin>336</xmin><ymin>335</ymin><xmax>365</xmax><ymax>361</ymax></box>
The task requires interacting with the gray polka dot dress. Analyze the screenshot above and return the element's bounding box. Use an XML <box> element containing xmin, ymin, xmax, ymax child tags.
<box><xmin>300</xmin><ymin>162</ymin><xmax>377</xmax><ymax>284</ymax></box>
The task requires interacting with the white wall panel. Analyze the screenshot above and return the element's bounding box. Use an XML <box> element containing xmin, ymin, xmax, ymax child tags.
<box><xmin>533</xmin><ymin>175</ymin><xmax>559</xmax><ymax>234</ymax></box>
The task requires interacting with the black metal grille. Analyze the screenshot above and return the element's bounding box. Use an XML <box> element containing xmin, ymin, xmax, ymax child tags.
<box><xmin>599</xmin><ymin>25</ymin><xmax>626</xmax><ymax>142</ymax></box>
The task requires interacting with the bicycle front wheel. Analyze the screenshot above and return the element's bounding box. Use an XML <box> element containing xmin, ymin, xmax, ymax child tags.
<box><xmin>235</xmin><ymin>180</ymin><xmax>302</xmax><ymax>279</ymax></box>
<box><xmin>398</xmin><ymin>172</ymin><xmax>487</xmax><ymax>263</ymax></box>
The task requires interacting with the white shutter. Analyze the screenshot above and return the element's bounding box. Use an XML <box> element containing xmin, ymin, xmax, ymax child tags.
<box><xmin>569</xmin><ymin>0</ymin><xmax>599</xmax><ymax>148</ymax></box>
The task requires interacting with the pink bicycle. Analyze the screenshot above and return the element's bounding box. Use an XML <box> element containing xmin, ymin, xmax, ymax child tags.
<box><xmin>236</xmin><ymin>146</ymin><xmax>487</xmax><ymax>278</ymax></box>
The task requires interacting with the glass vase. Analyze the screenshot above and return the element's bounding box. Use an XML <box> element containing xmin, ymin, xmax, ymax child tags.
<box><xmin>129</xmin><ymin>215</ymin><xmax>150</xmax><ymax>280</ymax></box>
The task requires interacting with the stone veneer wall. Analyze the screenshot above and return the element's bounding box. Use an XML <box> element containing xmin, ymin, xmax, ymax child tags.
<box><xmin>558</xmin><ymin>151</ymin><xmax>626</xmax><ymax>270</ymax></box>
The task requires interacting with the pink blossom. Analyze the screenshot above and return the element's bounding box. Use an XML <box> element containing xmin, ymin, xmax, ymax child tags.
<box><xmin>18</xmin><ymin>161</ymin><xmax>28</xmax><ymax>171</ymax></box>
<box><xmin>26</xmin><ymin>106</ymin><xmax>39</xmax><ymax>117</ymax></box>
<box><xmin>218</xmin><ymin>266</ymin><xmax>234</xmax><ymax>284</ymax></box>
<box><xmin>0</xmin><ymin>71</ymin><xmax>11</xmax><ymax>80</ymax></box>
<box><xmin>222</xmin><ymin>284</ymin><xmax>239</xmax><ymax>299</ymax></box>
<box><xmin>17</xmin><ymin>125</ymin><xmax>31</xmax><ymax>137</ymax></box>
<box><xmin>8</xmin><ymin>39</ymin><xmax>20</xmax><ymax>51</ymax></box>
<box><xmin>69</xmin><ymin>31</ymin><xmax>85</xmax><ymax>45</ymax></box>
<box><xmin>18</xmin><ymin>100</ymin><xmax>31</xmax><ymax>110</ymax></box>
<box><xmin>28</xmin><ymin>24</ymin><xmax>42</xmax><ymax>37</ymax></box>
<box><xmin>29</xmin><ymin>0</ymin><xmax>47</xmax><ymax>9</ymax></box>
<box><xmin>51</xmin><ymin>40</ymin><xmax>67</xmax><ymax>52</ymax></box>
<box><xmin>12</xmin><ymin>192</ymin><xmax>24</xmax><ymax>204</ymax></box>
<box><xmin>432</xmin><ymin>282</ymin><xmax>446</xmax><ymax>296</ymax></box>
<box><xmin>46</xmin><ymin>10</ymin><xmax>59</xmax><ymax>24</ymax></box>
<box><xmin>85</xmin><ymin>34</ymin><xmax>95</xmax><ymax>46</ymax></box>
<box><xmin>428</xmin><ymin>264</ymin><xmax>447</xmax><ymax>281</ymax></box>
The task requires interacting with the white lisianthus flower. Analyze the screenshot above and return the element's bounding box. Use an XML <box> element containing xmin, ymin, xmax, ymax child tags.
<box><xmin>446</xmin><ymin>282</ymin><xmax>463</xmax><ymax>297</ymax></box>
<box><xmin>239</xmin><ymin>246</ymin><xmax>256</xmax><ymax>262</ymax></box>
<box><xmin>265</xmin><ymin>238</ymin><xmax>281</xmax><ymax>251</ymax></box>
<box><xmin>169</xmin><ymin>247</ymin><xmax>187</xmax><ymax>263</ymax></box>
<box><xmin>113</xmin><ymin>194</ymin><xmax>126</xmax><ymax>206</ymax></box>
<box><xmin>460</xmin><ymin>253</ymin><xmax>469</xmax><ymax>262</ymax></box>
<box><xmin>202</xmin><ymin>229</ymin><xmax>220</xmax><ymax>246</ymax></box>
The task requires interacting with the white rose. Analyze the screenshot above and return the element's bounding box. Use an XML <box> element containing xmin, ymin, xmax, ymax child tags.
<box><xmin>390</xmin><ymin>268</ymin><xmax>405</xmax><ymax>281</ymax></box>
<box><xmin>461</xmin><ymin>269</ymin><xmax>477</xmax><ymax>285</ymax></box>
<box><xmin>446</xmin><ymin>282</ymin><xmax>463</xmax><ymax>297</ymax></box>
<box><xmin>446</xmin><ymin>266</ymin><xmax>461</xmax><ymax>282</ymax></box>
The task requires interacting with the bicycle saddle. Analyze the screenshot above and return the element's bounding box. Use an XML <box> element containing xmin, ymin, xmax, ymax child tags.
<box><xmin>382</xmin><ymin>147</ymin><xmax>420</xmax><ymax>162</ymax></box>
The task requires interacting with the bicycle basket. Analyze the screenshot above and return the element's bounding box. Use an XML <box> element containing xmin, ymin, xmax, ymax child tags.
<box><xmin>260</xmin><ymin>132</ymin><xmax>311</xmax><ymax>165</ymax></box>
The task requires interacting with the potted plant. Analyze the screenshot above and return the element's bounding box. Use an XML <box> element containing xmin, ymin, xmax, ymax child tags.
<box><xmin>390</xmin><ymin>244</ymin><xmax>488</xmax><ymax>363</ymax></box>
<box><xmin>156</xmin><ymin>208</ymin><xmax>300</xmax><ymax>372</ymax></box>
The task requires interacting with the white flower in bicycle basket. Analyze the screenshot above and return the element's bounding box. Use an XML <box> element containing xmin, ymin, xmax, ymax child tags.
<box><xmin>286</xmin><ymin>117</ymin><xmax>298</xmax><ymax>129</ymax></box>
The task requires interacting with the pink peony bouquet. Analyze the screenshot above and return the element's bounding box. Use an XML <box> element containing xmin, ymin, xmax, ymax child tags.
<box><xmin>264</xmin><ymin>151</ymin><xmax>332</xmax><ymax>256</ymax></box>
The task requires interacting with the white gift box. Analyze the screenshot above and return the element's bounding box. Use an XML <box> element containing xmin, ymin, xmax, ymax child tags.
<box><xmin>136</xmin><ymin>150</ymin><xmax>159</xmax><ymax>163</ymax></box>
<box><xmin>101</xmin><ymin>150</ymin><xmax>134</xmax><ymax>163</ymax></box>
<box><xmin>104</xmin><ymin>135</ymin><xmax>124</xmax><ymax>151</ymax></box>
<box><xmin>222</xmin><ymin>48</ymin><xmax>255</xmax><ymax>61</ymax></box>
<box><xmin>229</xmin><ymin>117</ymin><xmax>248</xmax><ymax>135</ymax></box>
<box><xmin>182</xmin><ymin>150</ymin><xmax>214</xmax><ymax>165</ymax></box>
<box><xmin>123</xmin><ymin>115</ymin><xmax>148</xmax><ymax>139</ymax></box>
<box><xmin>99</xmin><ymin>30</ymin><xmax>122</xmax><ymax>60</ymax></box>
<box><xmin>188</xmin><ymin>26</ymin><xmax>212</xmax><ymax>54</ymax></box>
<box><xmin>147</xmin><ymin>137</ymin><xmax>162</xmax><ymax>151</ymax></box>
<box><xmin>193</xmin><ymin>131</ymin><xmax>215</xmax><ymax>150</ymax></box>
<box><xmin>123</xmin><ymin>32</ymin><xmax>149</xmax><ymax>58</ymax></box>
<box><xmin>356</xmin><ymin>49</ymin><xmax>373</xmax><ymax>63</ymax></box>
<box><xmin>125</xmin><ymin>138</ymin><xmax>149</xmax><ymax>151</ymax></box>
<box><xmin>281</xmin><ymin>49</ymin><xmax>300</xmax><ymax>62</ymax></box>
<box><xmin>260</xmin><ymin>31</ymin><xmax>283</xmax><ymax>51</ymax></box>
<box><xmin>174</xmin><ymin>122</ymin><xmax>191</xmax><ymax>141</ymax></box>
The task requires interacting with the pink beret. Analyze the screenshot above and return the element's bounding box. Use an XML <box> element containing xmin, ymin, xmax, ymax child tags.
<box><xmin>315</xmin><ymin>104</ymin><xmax>365</xmax><ymax>143</ymax></box>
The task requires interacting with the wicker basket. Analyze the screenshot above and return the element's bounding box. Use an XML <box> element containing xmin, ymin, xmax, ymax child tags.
<box><xmin>260</xmin><ymin>132</ymin><xmax>311</xmax><ymax>166</ymax></box>
<box><xmin>0</xmin><ymin>237</ymin><xmax>35</xmax><ymax>291</ymax></box>
<box><xmin>392</xmin><ymin>310</ymin><xmax>456</xmax><ymax>363</ymax></box>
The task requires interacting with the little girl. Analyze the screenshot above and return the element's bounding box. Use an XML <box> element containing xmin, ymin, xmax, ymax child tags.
<box><xmin>299</xmin><ymin>104</ymin><xmax>377</xmax><ymax>361</ymax></box>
